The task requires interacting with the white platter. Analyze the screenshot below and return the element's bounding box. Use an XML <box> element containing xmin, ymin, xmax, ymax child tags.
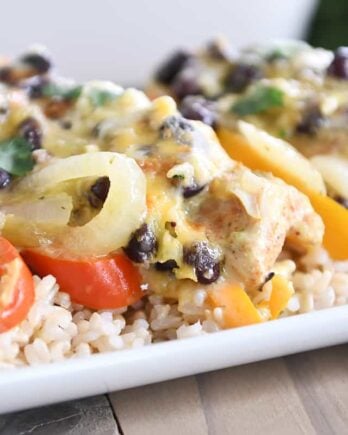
<box><xmin>1</xmin><ymin>305</ymin><xmax>348</xmax><ymax>414</ymax></box>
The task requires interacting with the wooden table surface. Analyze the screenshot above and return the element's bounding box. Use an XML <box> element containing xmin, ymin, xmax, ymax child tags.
<box><xmin>1</xmin><ymin>345</ymin><xmax>348</xmax><ymax>435</ymax></box>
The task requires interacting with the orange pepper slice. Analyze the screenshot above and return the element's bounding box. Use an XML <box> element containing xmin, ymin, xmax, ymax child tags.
<box><xmin>208</xmin><ymin>284</ymin><xmax>262</xmax><ymax>328</ymax></box>
<box><xmin>217</xmin><ymin>126</ymin><xmax>348</xmax><ymax>260</ymax></box>
<box><xmin>309</xmin><ymin>192</ymin><xmax>348</xmax><ymax>260</ymax></box>
<box><xmin>269</xmin><ymin>275</ymin><xmax>294</xmax><ymax>319</ymax></box>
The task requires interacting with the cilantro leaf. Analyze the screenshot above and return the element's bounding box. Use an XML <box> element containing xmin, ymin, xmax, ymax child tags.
<box><xmin>0</xmin><ymin>137</ymin><xmax>34</xmax><ymax>176</ymax></box>
<box><xmin>88</xmin><ymin>88</ymin><xmax>120</xmax><ymax>107</ymax></box>
<box><xmin>266</xmin><ymin>48</ymin><xmax>288</xmax><ymax>62</ymax></box>
<box><xmin>277</xmin><ymin>128</ymin><xmax>288</xmax><ymax>139</ymax></box>
<box><xmin>231</xmin><ymin>86</ymin><xmax>284</xmax><ymax>116</ymax></box>
<box><xmin>42</xmin><ymin>83</ymin><xmax>82</xmax><ymax>100</ymax></box>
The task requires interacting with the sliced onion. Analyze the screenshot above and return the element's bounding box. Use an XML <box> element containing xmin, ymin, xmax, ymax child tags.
<box><xmin>238</xmin><ymin>121</ymin><xmax>327</xmax><ymax>195</ymax></box>
<box><xmin>1</xmin><ymin>193</ymin><xmax>73</xmax><ymax>225</ymax></box>
<box><xmin>310</xmin><ymin>155</ymin><xmax>348</xmax><ymax>199</ymax></box>
<box><xmin>1</xmin><ymin>152</ymin><xmax>147</xmax><ymax>256</ymax></box>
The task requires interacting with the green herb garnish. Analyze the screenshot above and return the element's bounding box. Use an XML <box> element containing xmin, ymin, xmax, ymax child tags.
<box><xmin>0</xmin><ymin>137</ymin><xmax>34</xmax><ymax>176</ymax></box>
<box><xmin>277</xmin><ymin>128</ymin><xmax>288</xmax><ymax>139</ymax></box>
<box><xmin>266</xmin><ymin>48</ymin><xmax>288</xmax><ymax>62</ymax></box>
<box><xmin>42</xmin><ymin>83</ymin><xmax>82</xmax><ymax>100</ymax></box>
<box><xmin>231</xmin><ymin>86</ymin><xmax>284</xmax><ymax>116</ymax></box>
<box><xmin>88</xmin><ymin>88</ymin><xmax>120</xmax><ymax>107</ymax></box>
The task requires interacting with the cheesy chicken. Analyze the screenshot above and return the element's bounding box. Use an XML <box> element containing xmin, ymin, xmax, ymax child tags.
<box><xmin>0</xmin><ymin>46</ymin><xmax>326</xmax><ymax>330</ymax></box>
<box><xmin>149</xmin><ymin>39</ymin><xmax>348</xmax><ymax>205</ymax></box>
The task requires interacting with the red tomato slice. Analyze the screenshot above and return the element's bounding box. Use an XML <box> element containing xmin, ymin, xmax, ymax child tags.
<box><xmin>22</xmin><ymin>250</ymin><xmax>144</xmax><ymax>310</ymax></box>
<box><xmin>0</xmin><ymin>237</ymin><xmax>34</xmax><ymax>333</ymax></box>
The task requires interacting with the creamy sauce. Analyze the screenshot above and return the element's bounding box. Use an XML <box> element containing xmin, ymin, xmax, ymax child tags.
<box><xmin>0</xmin><ymin>52</ymin><xmax>323</xmax><ymax>302</ymax></box>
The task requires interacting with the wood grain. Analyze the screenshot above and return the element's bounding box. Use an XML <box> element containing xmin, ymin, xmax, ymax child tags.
<box><xmin>110</xmin><ymin>346</ymin><xmax>348</xmax><ymax>435</ymax></box>
<box><xmin>197</xmin><ymin>358</ymin><xmax>315</xmax><ymax>435</ymax></box>
<box><xmin>285</xmin><ymin>345</ymin><xmax>348</xmax><ymax>434</ymax></box>
<box><xmin>2</xmin><ymin>345</ymin><xmax>348</xmax><ymax>434</ymax></box>
<box><xmin>110</xmin><ymin>376</ymin><xmax>209</xmax><ymax>435</ymax></box>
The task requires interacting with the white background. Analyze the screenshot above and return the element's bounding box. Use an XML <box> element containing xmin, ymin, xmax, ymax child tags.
<box><xmin>1</xmin><ymin>0</ymin><xmax>317</xmax><ymax>85</ymax></box>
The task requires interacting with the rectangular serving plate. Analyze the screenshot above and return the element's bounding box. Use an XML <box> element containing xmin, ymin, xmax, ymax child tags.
<box><xmin>1</xmin><ymin>305</ymin><xmax>348</xmax><ymax>414</ymax></box>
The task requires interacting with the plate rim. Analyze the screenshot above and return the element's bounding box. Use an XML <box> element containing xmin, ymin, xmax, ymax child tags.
<box><xmin>1</xmin><ymin>305</ymin><xmax>348</xmax><ymax>414</ymax></box>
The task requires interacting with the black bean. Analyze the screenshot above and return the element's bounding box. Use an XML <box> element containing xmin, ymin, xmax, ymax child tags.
<box><xmin>180</xmin><ymin>96</ymin><xmax>217</xmax><ymax>126</ymax></box>
<box><xmin>171</xmin><ymin>69</ymin><xmax>202</xmax><ymax>100</ymax></box>
<box><xmin>183</xmin><ymin>241</ymin><xmax>221</xmax><ymax>284</ymax></box>
<box><xmin>124</xmin><ymin>224</ymin><xmax>157</xmax><ymax>263</ymax></box>
<box><xmin>206</xmin><ymin>39</ymin><xmax>231</xmax><ymax>61</ymax></box>
<box><xmin>182</xmin><ymin>182</ymin><xmax>205</xmax><ymax>198</ymax></box>
<box><xmin>0</xmin><ymin>67</ymin><xmax>15</xmax><ymax>85</ymax></box>
<box><xmin>60</xmin><ymin>120</ymin><xmax>72</xmax><ymax>130</ymax></box>
<box><xmin>0</xmin><ymin>104</ymin><xmax>8</xmax><ymax>120</ymax></box>
<box><xmin>224</xmin><ymin>63</ymin><xmax>263</xmax><ymax>93</ymax></box>
<box><xmin>22</xmin><ymin>76</ymin><xmax>49</xmax><ymax>99</ymax></box>
<box><xmin>20</xmin><ymin>52</ymin><xmax>51</xmax><ymax>74</ymax></box>
<box><xmin>17</xmin><ymin>117</ymin><xmax>42</xmax><ymax>150</ymax></box>
<box><xmin>196</xmin><ymin>262</ymin><xmax>220</xmax><ymax>284</ymax></box>
<box><xmin>265</xmin><ymin>272</ymin><xmax>275</xmax><ymax>283</ymax></box>
<box><xmin>327</xmin><ymin>47</ymin><xmax>348</xmax><ymax>80</ymax></box>
<box><xmin>155</xmin><ymin>50</ymin><xmax>192</xmax><ymax>85</ymax></box>
<box><xmin>155</xmin><ymin>259</ymin><xmax>178</xmax><ymax>271</ymax></box>
<box><xmin>334</xmin><ymin>195</ymin><xmax>348</xmax><ymax>209</ymax></box>
<box><xmin>0</xmin><ymin>169</ymin><xmax>11</xmax><ymax>188</ymax></box>
<box><xmin>296</xmin><ymin>107</ymin><xmax>325</xmax><ymax>135</ymax></box>
<box><xmin>88</xmin><ymin>177</ymin><xmax>110</xmax><ymax>208</ymax></box>
<box><xmin>159</xmin><ymin>116</ymin><xmax>193</xmax><ymax>145</ymax></box>
<box><xmin>160</xmin><ymin>116</ymin><xmax>193</xmax><ymax>134</ymax></box>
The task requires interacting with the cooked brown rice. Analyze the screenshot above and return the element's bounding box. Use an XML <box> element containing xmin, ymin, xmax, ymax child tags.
<box><xmin>1</xmin><ymin>247</ymin><xmax>348</xmax><ymax>368</ymax></box>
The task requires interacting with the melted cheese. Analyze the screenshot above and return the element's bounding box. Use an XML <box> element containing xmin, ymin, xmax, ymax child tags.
<box><xmin>0</xmin><ymin>76</ymin><xmax>323</xmax><ymax>299</ymax></box>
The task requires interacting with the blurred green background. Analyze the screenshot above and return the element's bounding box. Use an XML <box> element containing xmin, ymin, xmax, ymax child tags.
<box><xmin>308</xmin><ymin>0</ymin><xmax>348</xmax><ymax>48</ymax></box>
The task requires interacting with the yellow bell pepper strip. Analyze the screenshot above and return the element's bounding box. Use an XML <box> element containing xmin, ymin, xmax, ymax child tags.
<box><xmin>208</xmin><ymin>284</ymin><xmax>262</xmax><ymax>328</ymax></box>
<box><xmin>269</xmin><ymin>275</ymin><xmax>294</xmax><ymax>319</ymax></box>
<box><xmin>217</xmin><ymin>124</ymin><xmax>348</xmax><ymax>260</ymax></box>
<box><xmin>217</xmin><ymin>122</ymin><xmax>326</xmax><ymax>196</ymax></box>
<box><xmin>309</xmin><ymin>192</ymin><xmax>348</xmax><ymax>260</ymax></box>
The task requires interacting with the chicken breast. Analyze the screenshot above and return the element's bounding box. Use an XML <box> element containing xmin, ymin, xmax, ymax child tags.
<box><xmin>194</xmin><ymin>165</ymin><xmax>324</xmax><ymax>289</ymax></box>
